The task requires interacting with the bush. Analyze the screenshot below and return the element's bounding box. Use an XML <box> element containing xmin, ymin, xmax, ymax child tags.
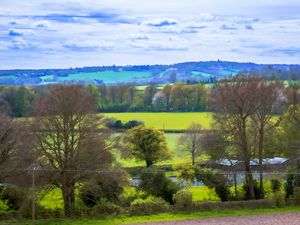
<box><xmin>272</xmin><ymin>192</ymin><xmax>285</xmax><ymax>207</ymax></box>
<box><xmin>0</xmin><ymin>185</ymin><xmax>26</xmax><ymax>210</ymax></box>
<box><xmin>18</xmin><ymin>199</ymin><xmax>52</xmax><ymax>219</ymax></box>
<box><xmin>140</xmin><ymin>169</ymin><xmax>179</xmax><ymax>204</ymax></box>
<box><xmin>123</xmin><ymin>120</ymin><xmax>144</xmax><ymax>129</ymax></box>
<box><xmin>270</xmin><ymin>179</ymin><xmax>282</xmax><ymax>193</ymax></box>
<box><xmin>129</xmin><ymin>196</ymin><xmax>169</xmax><ymax>216</ymax></box>
<box><xmin>173</xmin><ymin>189</ymin><xmax>193</xmax><ymax>210</ymax></box>
<box><xmin>193</xmin><ymin>199</ymin><xmax>273</xmax><ymax>211</ymax></box>
<box><xmin>79</xmin><ymin>168</ymin><xmax>128</xmax><ymax>207</ymax></box>
<box><xmin>91</xmin><ymin>198</ymin><xmax>121</xmax><ymax>216</ymax></box>
<box><xmin>194</xmin><ymin>168</ymin><xmax>230</xmax><ymax>202</ymax></box>
<box><xmin>293</xmin><ymin>187</ymin><xmax>300</xmax><ymax>204</ymax></box>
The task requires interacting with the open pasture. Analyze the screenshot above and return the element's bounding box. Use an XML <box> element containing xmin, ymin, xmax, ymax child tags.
<box><xmin>103</xmin><ymin>112</ymin><xmax>212</xmax><ymax>130</ymax></box>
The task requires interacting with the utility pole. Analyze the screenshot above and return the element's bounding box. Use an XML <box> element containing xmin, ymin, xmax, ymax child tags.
<box><xmin>27</xmin><ymin>163</ymin><xmax>40</xmax><ymax>225</ymax></box>
<box><xmin>32</xmin><ymin>168</ymin><xmax>35</xmax><ymax>225</ymax></box>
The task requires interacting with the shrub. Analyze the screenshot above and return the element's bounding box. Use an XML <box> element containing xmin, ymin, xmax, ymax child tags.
<box><xmin>193</xmin><ymin>199</ymin><xmax>273</xmax><ymax>211</ymax></box>
<box><xmin>91</xmin><ymin>198</ymin><xmax>121</xmax><ymax>216</ymax></box>
<box><xmin>0</xmin><ymin>185</ymin><xmax>26</xmax><ymax>210</ymax></box>
<box><xmin>270</xmin><ymin>179</ymin><xmax>282</xmax><ymax>193</ymax></box>
<box><xmin>194</xmin><ymin>168</ymin><xmax>230</xmax><ymax>201</ymax></box>
<box><xmin>293</xmin><ymin>187</ymin><xmax>300</xmax><ymax>204</ymax></box>
<box><xmin>173</xmin><ymin>188</ymin><xmax>193</xmax><ymax>210</ymax></box>
<box><xmin>119</xmin><ymin>187</ymin><xmax>147</xmax><ymax>207</ymax></box>
<box><xmin>123</xmin><ymin>120</ymin><xmax>144</xmax><ymax>129</ymax></box>
<box><xmin>272</xmin><ymin>192</ymin><xmax>285</xmax><ymax>207</ymax></box>
<box><xmin>79</xmin><ymin>168</ymin><xmax>128</xmax><ymax>207</ymax></box>
<box><xmin>18</xmin><ymin>199</ymin><xmax>51</xmax><ymax>219</ymax></box>
<box><xmin>129</xmin><ymin>196</ymin><xmax>169</xmax><ymax>216</ymax></box>
<box><xmin>140</xmin><ymin>169</ymin><xmax>179</xmax><ymax>204</ymax></box>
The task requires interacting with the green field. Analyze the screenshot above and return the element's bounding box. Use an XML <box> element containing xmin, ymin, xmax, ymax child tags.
<box><xmin>58</xmin><ymin>71</ymin><xmax>152</xmax><ymax>84</ymax></box>
<box><xmin>103</xmin><ymin>112</ymin><xmax>212</xmax><ymax>130</ymax></box>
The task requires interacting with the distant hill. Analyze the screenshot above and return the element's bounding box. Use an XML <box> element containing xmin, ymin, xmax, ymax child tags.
<box><xmin>0</xmin><ymin>61</ymin><xmax>299</xmax><ymax>86</ymax></box>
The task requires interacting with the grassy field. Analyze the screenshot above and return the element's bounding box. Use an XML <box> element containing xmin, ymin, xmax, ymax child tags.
<box><xmin>1</xmin><ymin>207</ymin><xmax>300</xmax><ymax>225</ymax></box>
<box><xmin>103</xmin><ymin>112</ymin><xmax>212</xmax><ymax>130</ymax></box>
<box><xmin>58</xmin><ymin>71</ymin><xmax>152</xmax><ymax>84</ymax></box>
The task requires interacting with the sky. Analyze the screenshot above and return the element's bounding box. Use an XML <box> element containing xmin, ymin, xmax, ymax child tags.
<box><xmin>0</xmin><ymin>0</ymin><xmax>300</xmax><ymax>69</ymax></box>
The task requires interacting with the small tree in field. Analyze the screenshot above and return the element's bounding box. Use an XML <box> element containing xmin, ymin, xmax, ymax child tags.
<box><xmin>124</xmin><ymin>125</ymin><xmax>171</xmax><ymax>167</ymax></box>
<box><xmin>33</xmin><ymin>85</ymin><xmax>114</xmax><ymax>216</ymax></box>
<box><xmin>178</xmin><ymin>123</ymin><xmax>203</xmax><ymax>165</ymax></box>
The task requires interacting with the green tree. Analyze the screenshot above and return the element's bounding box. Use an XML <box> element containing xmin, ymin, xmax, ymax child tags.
<box><xmin>124</xmin><ymin>125</ymin><xmax>171</xmax><ymax>167</ymax></box>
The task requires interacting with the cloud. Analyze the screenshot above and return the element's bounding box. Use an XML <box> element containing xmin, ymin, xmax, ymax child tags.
<box><xmin>8</xmin><ymin>28</ymin><xmax>33</xmax><ymax>36</ymax></box>
<box><xmin>8</xmin><ymin>37</ymin><xmax>33</xmax><ymax>49</ymax></box>
<box><xmin>63</xmin><ymin>40</ymin><xmax>114</xmax><ymax>51</ymax></box>
<box><xmin>8</xmin><ymin>28</ymin><xmax>23</xmax><ymax>36</ymax></box>
<box><xmin>220</xmin><ymin>24</ymin><xmax>238</xmax><ymax>30</ymax></box>
<box><xmin>32</xmin><ymin>20</ymin><xmax>51</xmax><ymax>28</ymax></box>
<box><xmin>264</xmin><ymin>47</ymin><xmax>300</xmax><ymax>57</ymax></box>
<box><xmin>245</xmin><ymin>24</ymin><xmax>254</xmax><ymax>30</ymax></box>
<box><xmin>144</xmin><ymin>18</ymin><xmax>178</xmax><ymax>27</ymax></box>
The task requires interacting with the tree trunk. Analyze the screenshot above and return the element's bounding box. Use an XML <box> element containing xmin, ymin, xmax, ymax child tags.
<box><xmin>234</xmin><ymin>172</ymin><xmax>238</xmax><ymax>200</ymax></box>
<box><xmin>244</xmin><ymin>159</ymin><xmax>255</xmax><ymax>200</ymax></box>
<box><xmin>146</xmin><ymin>159</ymin><xmax>153</xmax><ymax>168</ymax></box>
<box><xmin>192</xmin><ymin>151</ymin><xmax>195</xmax><ymax>166</ymax></box>
<box><xmin>258</xmin><ymin>128</ymin><xmax>264</xmax><ymax>199</ymax></box>
<box><xmin>62</xmin><ymin>173</ymin><xmax>75</xmax><ymax>217</ymax></box>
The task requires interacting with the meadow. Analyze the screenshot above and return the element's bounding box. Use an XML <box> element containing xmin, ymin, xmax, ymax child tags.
<box><xmin>103</xmin><ymin>112</ymin><xmax>213</xmax><ymax>130</ymax></box>
<box><xmin>58</xmin><ymin>71</ymin><xmax>152</xmax><ymax>84</ymax></box>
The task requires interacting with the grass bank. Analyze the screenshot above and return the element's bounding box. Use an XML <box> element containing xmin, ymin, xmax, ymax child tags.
<box><xmin>1</xmin><ymin>206</ymin><xmax>299</xmax><ymax>225</ymax></box>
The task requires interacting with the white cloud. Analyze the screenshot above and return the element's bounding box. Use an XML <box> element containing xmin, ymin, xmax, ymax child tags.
<box><xmin>0</xmin><ymin>0</ymin><xmax>299</xmax><ymax>68</ymax></box>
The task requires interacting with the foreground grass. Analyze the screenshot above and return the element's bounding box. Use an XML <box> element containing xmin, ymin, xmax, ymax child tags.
<box><xmin>103</xmin><ymin>112</ymin><xmax>212</xmax><ymax>130</ymax></box>
<box><xmin>2</xmin><ymin>206</ymin><xmax>300</xmax><ymax>225</ymax></box>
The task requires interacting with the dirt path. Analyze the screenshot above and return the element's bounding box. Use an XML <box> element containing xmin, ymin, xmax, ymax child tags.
<box><xmin>136</xmin><ymin>212</ymin><xmax>300</xmax><ymax>225</ymax></box>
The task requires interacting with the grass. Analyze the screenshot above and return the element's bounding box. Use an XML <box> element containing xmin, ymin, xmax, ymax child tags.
<box><xmin>103</xmin><ymin>112</ymin><xmax>212</xmax><ymax>130</ymax></box>
<box><xmin>1</xmin><ymin>206</ymin><xmax>300</xmax><ymax>225</ymax></box>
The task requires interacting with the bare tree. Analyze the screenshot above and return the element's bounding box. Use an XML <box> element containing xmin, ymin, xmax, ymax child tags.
<box><xmin>0</xmin><ymin>115</ymin><xmax>35</xmax><ymax>186</ymax></box>
<box><xmin>178</xmin><ymin>123</ymin><xmax>203</xmax><ymax>165</ymax></box>
<box><xmin>33</xmin><ymin>85</ymin><xmax>114</xmax><ymax>216</ymax></box>
<box><xmin>210</xmin><ymin>77</ymin><xmax>262</xmax><ymax>200</ymax></box>
<box><xmin>201</xmin><ymin>129</ymin><xmax>240</xmax><ymax>200</ymax></box>
<box><xmin>0</xmin><ymin>113</ymin><xmax>17</xmax><ymax>179</ymax></box>
<box><xmin>250</xmin><ymin>80</ymin><xmax>284</xmax><ymax>198</ymax></box>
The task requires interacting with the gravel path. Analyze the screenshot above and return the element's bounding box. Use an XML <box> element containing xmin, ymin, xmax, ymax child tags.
<box><xmin>137</xmin><ymin>212</ymin><xmax>300</xmax><ymax>225</ymax></box>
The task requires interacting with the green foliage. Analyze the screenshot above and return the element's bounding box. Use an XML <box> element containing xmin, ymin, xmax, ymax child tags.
<box><xmin>188</xmin><ymin>186</ymin><xmax>220</xmax><ymax>202</ymax></box>
<box><xmin>270</xmin><ymin>179</ymin><xmax>282</xmax><ymax>193</ymax></box>
<box><xmin>293</xmin><ymin>187</ymin><xmax>300</xmax><ymax>204</ymax></box>
<box><xmin>79</xmin><ymin>169</ymin><xmax>128</xmax><ymax>207</ymax></box>
<box><xmin>140</xmin><ymin>169</ymin><xmax>179</xmax><ymax>204</ymax></box>
<box><xmin>129</xmin><ymin>196</ymin><xmax>169</xmax><ymax>216</ymax></box>
<box><xmin>285</xmin><ymin>173</ymin><xmax>300</xmax><ymax>198</ymax></box>
<box><xmin>243</xmin><ymin>180</ymin><xmax>263</xmax><ymax>200</ymax></box>
<box><xmin>272</xmin><ymin>192</ymin><xmax>285</xmax><ymax>207</ymax></box>
<box><xmin>0</xmin><ymin>185</ymin><xmax>26</xmax><ymax>210</ymax></box>
<box><xmin>124</xmin><ymin>125</ymin><xmax>171</xmax><ymax>167</ymax></box>
<box><xmin>90</xmin><ymin>198</ymin><xmax>121</xmax><ymax>216</ymax></box>
<box><xmin>173</xmin><ymin>188</ymin><xmax>193</xmax><ymax>210</ymax></box>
